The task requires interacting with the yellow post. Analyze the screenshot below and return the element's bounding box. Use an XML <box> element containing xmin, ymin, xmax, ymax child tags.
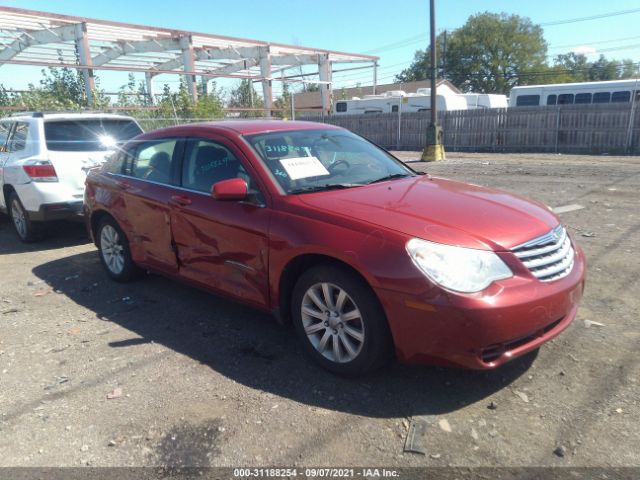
<box><xmin>421</xmin><ymin>123</ymin><xmax>445</xmax><ymax>161</ymax></box>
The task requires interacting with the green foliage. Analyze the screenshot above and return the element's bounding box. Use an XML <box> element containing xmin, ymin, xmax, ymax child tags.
<box><xmin>397</xmin><ymin>12</ymin><xmax>548</xmax><ymax>93</ymax></box>
<box><xmin>395</xmin><ymin>12</ymin><xmax>639</xmax><ymax>94</ymax></box>
<box><xmin>228</xmin><ymin>79</ymin><xmax>263</xmax><ymax>117</ymax></box>
<box><xmin>274</xmin><ymin>81</ymin><xmax>292</xmax><ymax>119</ymax></box>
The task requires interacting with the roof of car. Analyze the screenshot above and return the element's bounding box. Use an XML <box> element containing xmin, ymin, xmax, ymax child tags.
<box><xmin>1</xmin><ymin>112</ymin><xmax>137</xmax><ymax>122</ymax></box>
<box><xmin>138</xmin><ymin>120</ymin><xmax>343</xmax><ymax>139</ymax></box>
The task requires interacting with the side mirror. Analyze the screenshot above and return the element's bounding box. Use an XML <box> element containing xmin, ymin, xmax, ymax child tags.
<box><xmin>212</xmin><ymin>177</ymin><xmax>248</xmax><ymax>201</ymax></box>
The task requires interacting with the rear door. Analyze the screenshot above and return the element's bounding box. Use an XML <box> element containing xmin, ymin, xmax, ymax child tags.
<box><xmin>118</xmin><ymin>137</ymin><xmax>183</xmax><ymax>273</ymax></box>
<box><xmin>169</xmin><ymin>135</ymin><xmax>271</xmax><ymax>307</ymax></box>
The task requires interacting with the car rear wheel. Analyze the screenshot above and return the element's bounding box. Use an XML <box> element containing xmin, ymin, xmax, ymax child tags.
<box><xmin>8</xmin><ymin>192</ymin><xmax>41</xmax><ymax>243</ymax></box>
<box><xmin>292</xmin><ymin>265</ymin><xmax>392</xmax><ymax>375</ymax></box>
<box><xmin>97</xmin><ymin>216</ymin><xmax>140</xmax><ymax>282</ymax></box>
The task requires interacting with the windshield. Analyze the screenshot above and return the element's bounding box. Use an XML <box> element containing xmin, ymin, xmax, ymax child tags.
<box><xmin>245</xmin><ymin>129</ymin><xmax>415</xmax><ymax>194</ymax></box>
<box><xmin>44</xmin><ymin>119</ymin><xmax>143</xmax><ymax>152</ymax></box>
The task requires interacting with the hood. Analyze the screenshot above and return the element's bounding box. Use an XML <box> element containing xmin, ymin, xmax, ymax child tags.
<box><xmin>297</xmin><ymin>176</ymin><xmax>559</xmax><ymax>250</ymax></box>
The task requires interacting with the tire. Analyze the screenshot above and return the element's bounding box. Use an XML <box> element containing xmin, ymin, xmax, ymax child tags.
<box><xmin>8</xmin><ymin>192</ymin><xmax>42</xmax><ymax>243</ymax></box>
<box><xmin>96</xmin><ymin>216</ymin><xmax>141</xmax><ymax>282</ymax></box>
<box><xmin>291</xmin><ymin>265</ymin><xmax>392</xmax><ymax>375</ymax></box>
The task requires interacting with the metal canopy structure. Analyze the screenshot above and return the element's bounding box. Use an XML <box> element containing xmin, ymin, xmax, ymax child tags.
<box><xmin>0</xmin><ymin>6</ymin><xmax>378</xmax><ymax>114</ymax></box>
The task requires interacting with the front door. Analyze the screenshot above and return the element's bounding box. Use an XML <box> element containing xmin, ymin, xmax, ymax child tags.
<box><xmin>169</xmin><ymin>136</ymin><xmax>271</xmax><ymax>308</ymax></box>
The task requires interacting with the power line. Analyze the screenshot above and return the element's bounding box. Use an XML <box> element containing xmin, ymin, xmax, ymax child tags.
<box><xmin>549</xmin><ymin>34</ymin><xmax>640</xmax><ymax>50</ymax></box>
<box><xmin>540</xmin><ymin>8</ymin><xmax>640</xmax><ymax>26</ymax></box>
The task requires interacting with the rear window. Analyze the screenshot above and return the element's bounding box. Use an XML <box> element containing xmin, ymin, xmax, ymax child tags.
<box><xmin>44</xmin><ymin>119</ymin><xmax>143</xmax><ymax>152</ymax></box>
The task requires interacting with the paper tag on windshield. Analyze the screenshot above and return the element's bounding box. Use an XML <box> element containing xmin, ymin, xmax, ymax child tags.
<box><xmin>279</xmin><ymin>156</ymin><xmax>330</xmax><ymax>180</ymax></box>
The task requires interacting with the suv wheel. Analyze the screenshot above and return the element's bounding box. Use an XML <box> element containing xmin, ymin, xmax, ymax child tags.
<box><xmin>96</xmin><ymin>216</ymin><xmax>140</xmax><ymax>282</ymax></box>
<box><xmin>8</xmin><ymin>192</ymin><xmax>41</xmax><ymax>243</ymax></box>
<box><xmin>292</xmin><ymin>265</ymin><xmax>392</xmax><ymax>375</ymax></box>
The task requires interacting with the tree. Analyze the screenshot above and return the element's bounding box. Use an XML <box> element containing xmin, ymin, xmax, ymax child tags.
<box><xmin>274</xmin><ymin>81</ymin><xmax>292</xmax><ymax>118</ymax></box>
<box><xmin>228</xmin><ymin>79</ymin><xmax>262</xmax><ymax>117</ymax></box>
<box><xmin>396</xmin><ymin>12</ymin><xmax>548</xmax><ymax>93</ymax></box>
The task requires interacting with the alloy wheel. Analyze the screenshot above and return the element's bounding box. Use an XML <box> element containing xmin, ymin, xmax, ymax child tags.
<box><xmin>11</xmin><ymin>198</ymin><xmax>27</xmax><ymax>239</ymax></box>
<box><xmin>100</xmin><ymin>224</ymin><xmax>125</xmax><ymax>275</ymax></box>
<box><xmin>301</xmin><ymin>282</ymin><xmax>365</xmax><ymax>363</ymax></box>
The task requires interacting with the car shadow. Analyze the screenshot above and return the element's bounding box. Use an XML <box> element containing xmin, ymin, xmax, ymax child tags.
<box><xmin>0</xmin><ymin>219</ymin><xmax>89</xmax><ymax>254</ymax></box>
<box><xmin>32</xmin><ymin>250</ymin><xmax>536</xmax><ymax>418</ymax></box>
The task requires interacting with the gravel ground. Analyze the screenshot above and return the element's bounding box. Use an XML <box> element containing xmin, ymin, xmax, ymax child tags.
<box><xmin>0</xmin><ymin>152</ymin><xmax>638</xmax><ymax>468</ymax></box>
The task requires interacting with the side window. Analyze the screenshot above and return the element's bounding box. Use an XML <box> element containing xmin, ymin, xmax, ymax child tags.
<box><xmin>557</xmin><ymin>94</ymin><xmax>574</xmax><ymax>105</ymax></box>
<box><xmin>575</xmin><ymin>93</ymin><xmax>592</xmax><ymax>104</ymax></box>
<box><xmin>611</xmin><ymin>91</ymin><xmax>631</xmax><ymax>103</ymax></box>
<box><xmin>125</xmin><ymin>139</ymin><xmax>177</xmax><ymax>184</ymax></box>
<box><xmin>391</xmin><ymin>105</ymin><xmax>399</xmax><ymax>113</ymax></box>
<box><xmin>515</xmin><ymin>95</ymin><xmax>540</xmax><ymax>106</ymax></box>
<box><xmin>0</xmin><ymin>122</ymin><xmax>12</xmax><ymax>152</ymax></box>
<box><xmin>593</xmin><ymin>92</ymin><xmax>611</xmax><ymax>104</ymax></box>
<box><xmin>103</xmin><ymin>148</ymin><xmax>132</xmax><ymax>175</ymax></box>
<box><xmin>9</xmin><ymin>122</ymin><xmax>29</xmax><ymax>152</ymax></box>
<box><xmin>336</xmin><ymin>102</ymin><xmax>347</xmax><ymax>112</ymax></box>
<box><xmin>546</xmin><ymin>94</ymin><xmax>557</xmax><ymax>106</ymax></box>
<box><xmin>182</xmin><ymin>139</ymin><xmax>245</xmax><ymax>193</ymax></box>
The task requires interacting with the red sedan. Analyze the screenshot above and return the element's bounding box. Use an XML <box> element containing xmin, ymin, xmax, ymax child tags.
<box><xmin>84</xmin><ymin>120</ymin><xmax>586</xmax><ymax>375</ymax></box>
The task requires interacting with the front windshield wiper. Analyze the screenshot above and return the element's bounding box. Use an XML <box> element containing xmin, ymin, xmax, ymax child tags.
<box><xmin>289</xmin><ymin>183</ymin><xmax>365</xmax><ymax>194</ymax></box>
<box><xmin>367</xmin><ymin>173</ymin><xmax>414</xmax><ymax>184</ymax></box>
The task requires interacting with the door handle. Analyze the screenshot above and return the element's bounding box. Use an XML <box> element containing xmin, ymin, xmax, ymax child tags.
<box><xmin>170</xmin><ymin>195</ymin><xmax>192</xmax><ymax>206</ymax></box>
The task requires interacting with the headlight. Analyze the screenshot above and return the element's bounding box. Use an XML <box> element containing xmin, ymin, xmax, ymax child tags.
<box><xmin>406</xmin><ymin>238</ymin><xmax>512</xmax><ymax>293</ymax></box>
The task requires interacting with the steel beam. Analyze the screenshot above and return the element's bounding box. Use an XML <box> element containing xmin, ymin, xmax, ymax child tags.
<box><xmin>258</xmin><ymin>46</ymin><xmax>273</xmax><ymax>117</ymax></box>
<box><xmin>196</xmin><ymin>46</ymin><xmax>260</xmax><ymax>61</ymax></box>
<box><xmin>0</xmin><ymin>24</ymin><xmax>76</xmax><ymax>62</ymax></box>
<box><xmin>144</xmin><ymin>72</ymin><xmax>155</xmax><ymax>104</ymax></box>
<box><xmin>92</xmin><ymin>38</ymin><xmax>181</xmax><ymax>66</ymax></box>
<box><xmin>318</xmin><ymin>53</ymin><xmax>332</xmax><ymax>114</ymax></box>
<box><xmin>180</xmin><ymin>35</ymin><xmax>198</xmax><ymax>102</ymax></box>
<box><xmin>270</xmin><ymin>54</ymin><xmax>318</xmax><ymax>66</ymax></box>
<box><xmin>206</xmin><ymin>58</ymin><xmax>258</xmax><ymax>75</ymax></box>
<box><xmin>74</xmin><ymin>23</ymin><xmax>95</xmax><ymax>106</ymax></box>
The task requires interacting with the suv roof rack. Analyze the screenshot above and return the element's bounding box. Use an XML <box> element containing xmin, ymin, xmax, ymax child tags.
<box><xmin>6</xmin><ymin>110</ymin><xmax>134</xmax><ymax>118</ymax></box>
<box><xmin>9</xmin><ymin>111</ymin><xmax>44</xmax><ymax>118</ymax></box>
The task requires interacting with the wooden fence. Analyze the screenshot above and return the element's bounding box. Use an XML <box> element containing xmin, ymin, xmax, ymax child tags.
<box><xmin>299</xmin><ymin>103</ymin><xmax>640</xmax><ymax>155</ymax></box>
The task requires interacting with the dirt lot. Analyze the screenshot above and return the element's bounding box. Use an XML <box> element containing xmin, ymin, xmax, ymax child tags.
<box><xmin>0</xmin><ymin>152</ymin><xmax>638</xmax><ymax>468</ymax></box>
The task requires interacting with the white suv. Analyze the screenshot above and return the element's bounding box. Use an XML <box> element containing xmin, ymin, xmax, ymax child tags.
<box><xmin>0</xmin><ymin>112</ymin><xmax>143</xmax><ymax>242</ymax></box>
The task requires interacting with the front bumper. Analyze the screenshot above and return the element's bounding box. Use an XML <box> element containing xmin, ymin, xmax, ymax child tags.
<box><xmin>375</xmin><ymin>246</ymin><xmax>587</xmax><ymax>369</ymax></box>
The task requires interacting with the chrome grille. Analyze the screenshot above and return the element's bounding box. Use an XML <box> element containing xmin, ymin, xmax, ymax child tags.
<box><xmin>512</xmin><ymin>225</ymin><xmax>574</xmax><ymax>282</ymax></box>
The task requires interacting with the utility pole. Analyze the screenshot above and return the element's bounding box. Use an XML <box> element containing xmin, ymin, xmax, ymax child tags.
<box><xmin>442</xmin><ymin>30</ymin><xmax>447</xmax><ymax>79</ymax></box>
<box><xmin>421</xmin><ymin>0</ymin><xmax>445</xmax><ymax>161</ymax></box>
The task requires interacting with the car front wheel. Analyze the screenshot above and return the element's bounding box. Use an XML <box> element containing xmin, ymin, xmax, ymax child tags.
<box><xmin>292</xmin><ymin>265</ymin><xmax>392</xmax><ymax>375</ymax></box>
<box><xmin>96</xmin><ymin>216</ymin><xmax>140</xmax><ymax>282</ymax></box>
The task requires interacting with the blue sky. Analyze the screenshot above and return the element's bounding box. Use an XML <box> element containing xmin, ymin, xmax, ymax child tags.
<box><xmin>2</xmin><ymin>0</ymin><xmax>640</xmax><ymax>99</ymax></box>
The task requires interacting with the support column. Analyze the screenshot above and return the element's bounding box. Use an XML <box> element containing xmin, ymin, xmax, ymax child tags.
<box><xmin>144</xmin><ymin>72</ymin><xmax>155</xmax><ymax>105</ymax></box>
<box><xmin>319</xmin><ymin>54</ymin><xmax>332</xmax><ymax>114</ymax></box>
<box><xmin>201</xmin><ymin>76</ymin><xmax>209</xmax><ymax>96</ymax></box>
<box><xmin>180</xmin><ymin>35</ymin><xmax>198</xmax><ymax>103</ymax></box>
<box><xmin>372</xmin><ymin>60</ymin><xmax>378</xmax><ymax>95</ymax></box>
<box><xmin>259</xmin><ymin>46</ymin><xmax>273</xmax><ymax>117</ymax></box>
<box><xmin>74</xmin><ymin>23</ymin><xmax>95</xmax><ymax>107</ymax></box>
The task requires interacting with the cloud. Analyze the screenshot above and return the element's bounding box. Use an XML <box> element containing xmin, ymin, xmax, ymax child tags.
<box><xmin>571</xmin><ymin>45</ymin><xmax>598</xmax><ymax>56</ymax></box>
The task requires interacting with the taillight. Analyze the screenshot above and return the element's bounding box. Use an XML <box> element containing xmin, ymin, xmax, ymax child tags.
<box><xmin>23</xmin><ymin>163</ymin><xmax>58</xmax><ymax>182</ymax></box>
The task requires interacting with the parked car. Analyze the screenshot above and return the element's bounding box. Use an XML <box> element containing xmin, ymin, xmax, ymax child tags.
<box><xmin>84</xmin><ymin>120</ymin><xmax>586</xmax><ymax>375</ymax></box>
<box><xmin>0</xmin><ymin>112</ymin><xmax>143</xmax><ymax>242</ymax></box>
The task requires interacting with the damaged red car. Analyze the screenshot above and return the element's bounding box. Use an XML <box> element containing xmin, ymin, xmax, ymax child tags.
<box><xmin>84</xmin><ymin>121</ymin><xmax>586</xmax><ymax>375</ymax></box>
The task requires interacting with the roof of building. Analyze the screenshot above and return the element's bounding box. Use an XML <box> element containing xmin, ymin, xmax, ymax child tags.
<box><xmin>0</xmin><ymin>6</ymin><xmax>377</xmax><ymax>82</ymax></box>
